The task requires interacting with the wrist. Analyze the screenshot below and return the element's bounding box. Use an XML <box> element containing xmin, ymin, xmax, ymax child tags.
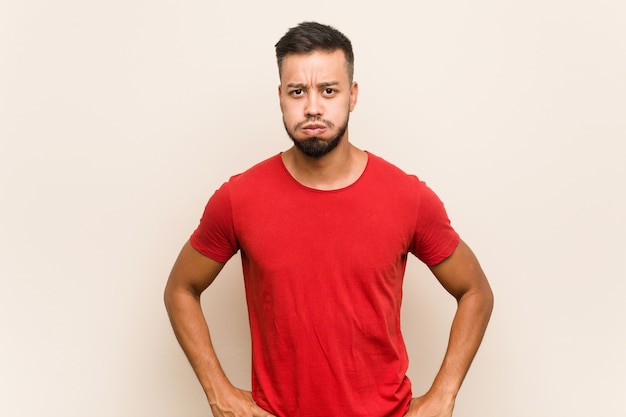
<box><xmin>427</xmin><ymin>379</ymin><xmax>459</xmax><ymax>404</ymax></box>
<box><xmin>191</xmin><ymin>365</ymin><xmax>234</xmax><ymax>406</ymax></box>
<box><xmin>198</xmin><ymin>368</ymin><xmax>235</xmax><ymax>404</ymax></box>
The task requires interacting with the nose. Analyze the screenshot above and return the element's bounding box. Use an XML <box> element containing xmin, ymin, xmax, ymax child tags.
<box><xmin>305</xmin><ymin>93</ymin><xmax>322</xmax><ymax>118</ymax></box>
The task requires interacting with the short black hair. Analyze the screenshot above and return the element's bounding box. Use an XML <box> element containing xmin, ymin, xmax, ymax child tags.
<box><xmin>275</xmin><ymin>22</ymin><xmax>354</xmax><ymax>81</ymax></box>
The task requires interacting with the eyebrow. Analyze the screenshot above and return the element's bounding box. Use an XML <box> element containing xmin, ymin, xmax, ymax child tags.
<box><xmin>286</xmin><ymin>81</ymin><xmax>340</xmax><ymax>89</ymax></box>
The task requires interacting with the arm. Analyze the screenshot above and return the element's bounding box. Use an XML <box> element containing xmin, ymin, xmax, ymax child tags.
<box><xmin>405</xmin><ymin>239</ymin><xmax>494</xmax><ymax>417</ymax></box>
<box><xmin>164</xmin><ymin>241</ymin><xmax>275</xmax><ymax>417</ymax></box>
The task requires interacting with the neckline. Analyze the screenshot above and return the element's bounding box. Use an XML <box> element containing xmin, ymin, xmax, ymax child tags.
<box><xmin>278</xmin><ymin>151</ymin><xmax>371</xmax><ymax>193</ymax></box>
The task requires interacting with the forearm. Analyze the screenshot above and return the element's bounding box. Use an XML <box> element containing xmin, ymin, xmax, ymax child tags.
<box><xmin>164</xmin><ymin>286</ymin><xmax>233</xmax><ymax>401</ymax></box>
<box><xmin>429</xmin><ymin>286</ymin><xmax>493</xmax><ymax>399</ymax></box>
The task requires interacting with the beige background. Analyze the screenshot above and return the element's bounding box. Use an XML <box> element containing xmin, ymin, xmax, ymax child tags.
<box><xmin>1</xmin><ymin>1</ymin><xmax>625</xmax><ymax>416</ymax></box>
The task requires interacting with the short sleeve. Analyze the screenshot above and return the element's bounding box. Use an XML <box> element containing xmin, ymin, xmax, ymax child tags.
<box><xmin>410</xmin><ymin>182</ymin><xmax>460</xmax><ymax>266</ymax></box>
<box><xmin>189</xmin><ymin>182</ymin><xmax>239</xmax><ymax>263</ymax></box>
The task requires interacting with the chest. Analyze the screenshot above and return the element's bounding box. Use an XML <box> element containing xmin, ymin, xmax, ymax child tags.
<box><xmin>231</xmin><ymin>188</ymin><xmax>417</xmax><ymax>279</ymax></box>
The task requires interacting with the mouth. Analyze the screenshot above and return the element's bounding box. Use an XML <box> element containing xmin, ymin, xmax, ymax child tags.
<box><xmin>301</xmin><ymin>123</ymin><xmax>326</xmax><ymax>135</ymax></box>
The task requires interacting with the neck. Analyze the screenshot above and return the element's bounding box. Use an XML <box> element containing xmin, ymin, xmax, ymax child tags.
<box><xmin>281</xmin><ymin>136</ymin><xmax>368</xmax><ymax>190</ymax></box>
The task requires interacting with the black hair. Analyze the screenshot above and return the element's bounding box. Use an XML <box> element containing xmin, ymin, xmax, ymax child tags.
<box><xmin>275</xmin><ymin>22</ymin><xmax>354</xmax><ymax>81</ymax></box>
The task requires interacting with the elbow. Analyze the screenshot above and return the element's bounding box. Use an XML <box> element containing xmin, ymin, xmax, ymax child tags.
<box><xmin>481</xmin><ymin>281</ymin><xmax>495</xmax><ymax>319</ymax></box>
<box><xmin>163</xmin><ymin>278</ymin><xmax>183</xmax><ymax>315</ymax></box>
<box><xmin>163</xmin><ymin>277</ymin><xmax>201</xmax><ymax>316</ymax></box>
<box><xmin>461</xmin><ymin>278</ymin><xmax>494</xmax><ymax>319</ymax></box>
<box><xmin>163</xmin><ymin>280</ymin><xmax>174</xmax><ymax>313</ymax></box>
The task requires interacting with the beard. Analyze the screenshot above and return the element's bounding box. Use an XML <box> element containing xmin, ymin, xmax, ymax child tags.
<box><xmin>284</xmin><ymin>114</ymin><xmax>350</xmax><ymax>159</ymax></box>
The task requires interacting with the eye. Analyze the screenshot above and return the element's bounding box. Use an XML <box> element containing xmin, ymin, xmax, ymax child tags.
<box><xmin>291</xmin><ymin>89</ymin><xmax>304</xmax><ymax>96</ymax></box>
<box><xmin>322</xmin><ymin>88</ymin><xmax>336</xmax><ymax>96</ymax></box>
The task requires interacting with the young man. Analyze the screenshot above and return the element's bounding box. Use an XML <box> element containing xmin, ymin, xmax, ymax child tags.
<box><xmin>165</xmin><ymin>22</ymin><xmax>493</xmax><ymax>417</ymax></box>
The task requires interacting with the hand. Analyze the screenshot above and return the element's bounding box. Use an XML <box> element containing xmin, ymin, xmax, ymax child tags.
<box><xmin>209</xmin><ymin>387</ymin><xmax>276</xmax><ymax>417</ymax></box>
<box><xmin>403</xmin><ymin>393</ymin><xmax>455</xmax><ymax>417</ymax></box>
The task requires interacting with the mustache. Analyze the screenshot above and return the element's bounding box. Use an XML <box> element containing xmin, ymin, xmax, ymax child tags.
<box><xmin>294</xmin><ymin>117</ymin><xmax>335</xmax><ymax>130</ymax></box>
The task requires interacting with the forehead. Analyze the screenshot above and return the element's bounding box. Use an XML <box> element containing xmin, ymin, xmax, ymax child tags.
<box><xmin>280</xmin><ymin>49</ymin><xmax>349</xmax><ymax>83</ymax></box>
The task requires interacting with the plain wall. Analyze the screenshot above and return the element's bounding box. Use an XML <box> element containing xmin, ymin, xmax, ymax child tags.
<box><xmin>1</xmin><ymin>1</ymin><xmax>624</xmax><ymax>416</ymax></box>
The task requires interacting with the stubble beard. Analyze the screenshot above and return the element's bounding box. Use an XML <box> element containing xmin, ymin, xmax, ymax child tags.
<box><xmin>284</xmin><ymin>114</ymin><xmax>350</xmax><ymax>159</ymax></box>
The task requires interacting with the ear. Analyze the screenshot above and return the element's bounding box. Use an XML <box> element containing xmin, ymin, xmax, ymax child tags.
<box><xmin>278</xmin><ymin>84</ymin><xmax>284</xmax><ymax>112</ymax></box>
<box><xmin>349</xmin><ymin>81</ymin><xmax>359</xmax><ymax>112</ymax></box>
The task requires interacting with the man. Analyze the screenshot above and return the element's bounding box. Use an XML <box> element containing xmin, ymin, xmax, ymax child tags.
<box><xmin>165</xmin><ymin>22</ymin><xmax>493</xmax><ymax>417</ymax></box>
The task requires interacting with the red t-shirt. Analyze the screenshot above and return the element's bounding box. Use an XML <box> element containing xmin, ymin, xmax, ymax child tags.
<box><xmin>191</xmin><ymin>153</ymin><xmax>460</xmax><ymax>417</ymax></box>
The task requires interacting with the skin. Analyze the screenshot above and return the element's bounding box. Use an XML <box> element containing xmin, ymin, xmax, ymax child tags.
<box><xmin>278</xmin><ymin>49</ymin><xmax>365</xmax><ymax>190</ymax></box>
<box><xmin>164</xmin><ymin>49</ymin><xmax>494</xmax><ymax>417</ymax></box>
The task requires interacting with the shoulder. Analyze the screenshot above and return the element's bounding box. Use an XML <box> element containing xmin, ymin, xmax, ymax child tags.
<box><xmin>364</xmin><ymin>152</ymin><xmax>424</xmax><ymax>189</ymax></box>
<box><xmin>223</xmin><ymin>153</ymin><xmax>286</xmax><ymax>191</ymax></box>
<box><xmin>363</xmin><ymin>153</ymin><xmax>448</xmax><ymax>213</ymax></box>
<box><xmin>207</xmin><ymin>154</ymin><xmax>283</xmax><ymax>202</ymax></box>
<box><xmin>228</xmin><ymin>153</ymin><xmax>283</xmax><ymax>183</ymax></box>
<box><xmin>222</xmin><ymin>153</ymin><xmax>292</xmax><ymax>205</ymax></box>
